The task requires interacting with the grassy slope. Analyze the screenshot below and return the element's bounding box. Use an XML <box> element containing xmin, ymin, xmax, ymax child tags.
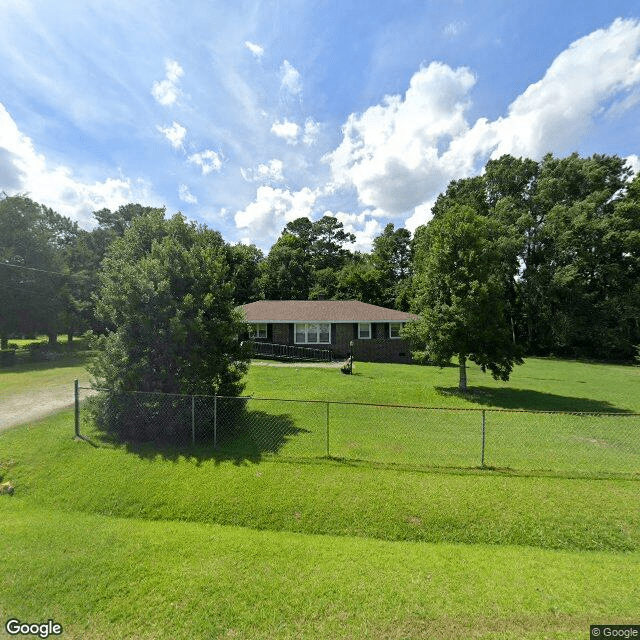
<box><xmin>1</xmin><ymin>500</ymin><xmax>638</xmax><ymax>640</ymax></box>
<box><xmin>2</xmin><ymin>410</ymin><xmax>638</xmax><ymax>553</ymax></box>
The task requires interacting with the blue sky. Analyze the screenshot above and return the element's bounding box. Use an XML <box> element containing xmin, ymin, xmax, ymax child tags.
<box><xmin>1</xmin><ymin>0</ymin><xmax>639</xmax><ymax>251</ymax></box>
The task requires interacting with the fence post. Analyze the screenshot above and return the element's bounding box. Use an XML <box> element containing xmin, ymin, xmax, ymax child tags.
<box><xmin>191</xmin><ymin>395</ymin><xmax>195</xmax><ymax>446</ymax></box>
<box><xmin>481</xmin><ymin>409</ymin><xmax>486</xmax><ymax>467</ymax></box>
<box><xmin>325</xmin><ymin>402</ymin><xmax>330</xmax><ymax>457</ymax></box>
<box><xmin>213</xmin><ymin>394</ymin><xmax>218</xmax><ymax>449</ymax></box>
<box><xmin>74</xmin><ymin>379</ymin><xmax>80</xmax><ymax>438</ymax></box>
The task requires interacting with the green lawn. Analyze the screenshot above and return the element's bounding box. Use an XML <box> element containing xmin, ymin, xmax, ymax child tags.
<box><xmin>1</xmin><ymin>357</ymin><xmax>639</xmax><ymax>639</ymax></box>
<box><xmin>1</xmin><ymin>500</ymin><xmax>638</xmax><ymax>640</ymax></box>
<box><xmin>0</xmin><ymin>336</ymin><xmax>93</xmax><ymax>398</ymax></box>
<box><xmin>93</xmin><ymin>358</ymin><xmax>638</xmax><ymax>477</ymax></box>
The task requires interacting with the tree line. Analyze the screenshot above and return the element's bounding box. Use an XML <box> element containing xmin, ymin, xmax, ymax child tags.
<box><xmin>1</xmin><ymin>151</ymin><xmax>639</xmax><ymax>367</ymax></box>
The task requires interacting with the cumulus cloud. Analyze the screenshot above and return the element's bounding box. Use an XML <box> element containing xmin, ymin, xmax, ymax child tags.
<box><xmin>235</xmin><ymin>185</ymin><xmax>319</xmax><ymax>242</ymax></box>
<box><xmin>244</xmin><ymin>40</ymin><xmax>264</xmax><ymax>59</ymax></box>
<box><xmin>327</xmin><ymin>61</ymin><xmax>476</xmax><ymax>215</ymax></box>
<box><xmin>157</xmin><ymin>121</ymin><xmax>187</xmax><ymax>149</ymax></box>
<box><xmin>0</xmin><ymin>102</ymin><xmax>155</xmax><ymax>227</ymax></box>
<box><xmin>240</xmin><ymin>158</ymin><xmax>284</xmax><ymax>183</ymax></box>
<box><xmin>271</xmin><ymin>119</ymin><xmax>300</xmax><ymax>144</ymax></box>
<box><xmin>151</xmin><ymin>59</ymin><xmax>184</xmax><ymax>106</ymax></box>
<box><xmin>327</xmin><ymin>18</ymin><xmax>640</xmax><ymax>228</ymax></box>
<box><xmin>333</xmin><ymin>211</ymin><xmax>384</xmax><ymax>253</ymax></box>
<box><xmin>280</xmin><ymin>60</ymin><xmax>302</xmax><ymax>95</ymax></box>
<box><xmin>188</xmin><ymin>149</ymin><xmax>223</xmax><ymax>175</ymax></box>
<box><xmin>178</xmin><ymin>184</ymin><xmax>197</xmax><ymax>204</ymax></box>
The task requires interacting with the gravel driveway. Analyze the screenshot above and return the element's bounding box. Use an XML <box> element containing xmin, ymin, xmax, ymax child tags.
<box><xmin>0</xmin><ymin>378</ymin><xmax>94</xmax><ymax>432</ymax></box>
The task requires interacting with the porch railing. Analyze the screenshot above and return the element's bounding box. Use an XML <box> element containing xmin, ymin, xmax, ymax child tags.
<box><xmin>242</xmin><ymin>341</ymin><xmax>332</xmax><ymax>362</ymax></box>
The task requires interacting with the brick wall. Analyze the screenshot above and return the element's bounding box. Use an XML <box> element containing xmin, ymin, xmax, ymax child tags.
<box><xmin>261</xmin><ymin>322</ymin><xmax>412</xmax><ymax>363</ymax></box>
<box><xmin>352</xmin><ymin>337</ymin><xmax>413</xmax><ymax>364</ymax></box>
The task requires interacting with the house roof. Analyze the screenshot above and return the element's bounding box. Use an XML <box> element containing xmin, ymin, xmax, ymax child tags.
<box><xmin>241</xmin><ymin>300</ymin><xmax>418</xmax><ymax>323</ymax></box>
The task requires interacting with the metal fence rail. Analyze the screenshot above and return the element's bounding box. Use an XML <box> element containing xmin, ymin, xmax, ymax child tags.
<box><xmin>75</xmin><ymin>383</ymin><xmax>640</xmax><ymax>477</ymax></box>
<box><xmin>242</xmin><ymin>341</ymin><xmax>332</xmax><ymax>362</ymax></box>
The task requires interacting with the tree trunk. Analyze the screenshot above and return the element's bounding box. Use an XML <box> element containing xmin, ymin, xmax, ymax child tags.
<box><xmin>0</xmin><ymin>335</ymin><xmax>7</xmax><ymax>350</ymax></box>
<box><xmin>48</xmin><ymin>332</ymin><xmax>58</xmax><ymax>345</ymax></box>
<box><xmin>67</xmin><ymin>331</ymin><xmax>74</xmax><ymax>343</ymax></box>
<box><xmin>458</xmin><ymin>354</ymin><xmax>467</xmax><ymax>392</ymax></box>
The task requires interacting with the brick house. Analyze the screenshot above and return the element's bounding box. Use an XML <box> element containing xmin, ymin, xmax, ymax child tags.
<box><xmin>241</xmin><ymin>300</ymin><xmax>418</xmax><ymax>364</ymax></box>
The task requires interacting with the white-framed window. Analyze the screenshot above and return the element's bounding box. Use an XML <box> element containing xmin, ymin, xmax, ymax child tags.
<box><xmin>358</xmin><ymin>322</ymin><xmax>371</xmax><ymax>339</ymax></box>
<box><xmin>294</xmin><ymin>323</ymin><xmax>331</xmax><ymax>344</ymax></box>
<box><xmin>389</xmin><ymin>322</ymin><xmax>403</xmax><ymax>339</ymax></box>
<box><xmin>250</xmin><ymin>323</ymin><xmax>267</xmax><ymax>339</ymax></box>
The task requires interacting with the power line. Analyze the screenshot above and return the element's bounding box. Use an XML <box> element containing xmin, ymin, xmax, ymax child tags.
<box><xmin>0</xmin><ymin>262</ymin><xmax>75</xmax><ymax>277</ymax></box>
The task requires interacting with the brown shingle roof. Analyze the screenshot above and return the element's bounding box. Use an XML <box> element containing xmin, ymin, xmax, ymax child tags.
<box><xmin>241</xmin><ymin>300</ymin><xmax>418</xmax><ymax>323</ymax></box>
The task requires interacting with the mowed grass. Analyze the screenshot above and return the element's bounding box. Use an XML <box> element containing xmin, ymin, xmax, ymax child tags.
<box><xmin>1</xmin><ymin>500</ymin><xmax>638</xmax><ymax>640</ymax></box>
<box><xmin>1</xmin><ymin>357</ymin><xmax>639</xmax><ymax>638</ymax></box>
<box><xmin>214</xmin><ymin>359</ymin><xmax>640</xmax><ymax>476</ymax></box>
<box><xmin>0</xmin><ymin>337</ymin><xmax>93</xmax><ymax>398</ymax></box>
<box><xmin>246</xmin><ymin>358</ymin><xmax>640</xmax><ymax>412</ymax></box>
<box><xmin>2</xmin><ymin>409</ymin><xmax>639</xmax><ymax>553</ymax></box>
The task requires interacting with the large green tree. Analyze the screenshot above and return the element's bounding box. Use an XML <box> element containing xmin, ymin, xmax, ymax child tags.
<box><xmin>406</xmin><ymin>204</ymin><xmax>523</xmax><ymax>391</ymax></box>
<box><xmin>90</xmin><ymin>211</ymin><xmax>249</xmax><ymax>403</ymax></box>
<box><xmin>0</xmin><ymin>194</ymin><xmax>74</xmax><ymax>347</ymax></box>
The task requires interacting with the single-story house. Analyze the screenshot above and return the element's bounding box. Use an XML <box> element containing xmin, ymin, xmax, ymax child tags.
<box><xmin>241</xmin><ymin>300</ymin><xmax>418</xmax><ymax>363</ymax></box>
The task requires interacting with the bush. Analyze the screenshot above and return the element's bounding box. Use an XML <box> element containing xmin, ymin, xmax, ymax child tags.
<box><xmin>88</xmin><ymin>212</ymin><xmax>250</xmax><ymax>442</ymax></box>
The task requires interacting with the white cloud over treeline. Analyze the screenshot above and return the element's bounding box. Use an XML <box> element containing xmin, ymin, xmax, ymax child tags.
<box><xmin>326</xmin><ymin>18</ymin><xmax>640</xmax><ymax>231</ymax></box>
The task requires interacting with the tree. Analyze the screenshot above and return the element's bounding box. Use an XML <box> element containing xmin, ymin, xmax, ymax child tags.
<box><xmin>261</xmin><ymin>216</ymin><xmax>356</xmax><ymax>300</ymax></box>
<box><xmin>0</xmin><ymin>194</ymin><xmax>70</xmax><ymax>347</ymax></box>
<box><xmin>310</xmin><ymin>215</ymin><xmax>355</xmax><ymax>271</ymax></box>
<box><xmin>89</xmin><ymin>211</ymin><xmax>249</xmax><ymax>440</ymax></box>
<box><xmin>406</xmin><ymin>204</ymin><xmax>523</xmax><ymax>391</ymax></box>
<box><xmin>371</xmin><ymin>223</ymin><xmax>412</xmax><ymax>309</ymax></box>
<box><xmin>260</xmin><ymin>232</ymin><xmax>313</xmax><ymax>300</ymax></box>
<box><xmin>227</xmin><ymin>243</ymin><xmax>264</xmax><ymax>304</ymax></box>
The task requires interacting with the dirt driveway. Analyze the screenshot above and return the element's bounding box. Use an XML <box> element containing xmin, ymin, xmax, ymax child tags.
<box><xmin>0</xmin><ymin>360</ymin><xmax>342</xmax><ymax>431</ymax></box>
<box><xmin>0</xmin><ymin>378</ymin><xmax>94</xmax><ymax>432</ymax></box>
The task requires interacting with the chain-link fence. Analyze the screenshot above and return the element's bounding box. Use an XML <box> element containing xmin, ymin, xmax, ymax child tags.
<box><xmin>75</xmin><ymin>383</ymin><xmax>640</xmax><ymax>477</ymax></box>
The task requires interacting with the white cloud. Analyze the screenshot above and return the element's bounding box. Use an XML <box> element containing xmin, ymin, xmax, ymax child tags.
<box><xmin>235</xmin><ymin>185</ymin><xmax>319</xmax><ymax>243</ymax></box>
<box><xmin>188</xmin><ymin>149</ymin><xmax>223</xmax><ymax>175</ymax></box>
<box><xmin>244</xmin><ymin>40</ymin><xmax>264</xmax><ymax>59</ymax></box>
<box><xmin>625</xmin><ymin>154</ymin><xmax>640</xmax><ymax>176</ymax></box>
<box><xmin>333</xmin><ymin>211</ymin><xmax>384</xmax><ymax>253</ymax></box>
<box><xmin>271</xmin><ymin>119</ymin><xmax>300</xmax><ymax>144</ymax></box>
<box><xmin>327</xmin><ymin>61</ymin><xmax>476</xmax><ymax>215</ymax></box>
<box><xmin>157</xmin><ymin>121</ymin><xmax>187</xmax><ymax>149</ymax></box>
<box><xmin>480</xmin><ymin>18</ymin><xmax>640</xmax><ymax>160</ymax></box>
<box><xmin>326</xmin><ymin>18</ymin><xmax>640</xmax><ymax>229</ymax></box>
<box><xmin>404</xmin><ymin>200</ymin><xmax>436</xmax><ymax>233</ymax></box>
<box><xmin>151</xmin><ymin>59</ymin><xmax>184</xmax><ymax>106</ymax></box>
<box><xmin>0</xmin><ymin>102</ymin><xmax>157</xmax><ymax>227</ymax></box>
<box><xmin>240</xmin><ymin>158</ymin><xmax>284</xmax><ymax>183</ymax></box>
<box><xmin>178</xmin><ymin>183</ymin><xmax>197</xmax><ymax>204</ymax></box>
<box><xmin>303</xmin><ymin>118</ymin><xmax>320</xmax><ymax>146</ymax></box>
<box><xmin>280</xmin><ymin>60</ymin><xmax>302</xmax><ymax>96</ymax></box>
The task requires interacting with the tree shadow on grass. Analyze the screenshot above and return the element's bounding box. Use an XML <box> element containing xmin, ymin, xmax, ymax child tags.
<box><xmin>90</xmin><ymin>409</ymin><xmax>312</xmax><ymax>466</ymax></box>
<box><xmin>435</xmin><ymin>386</ymin><xmax>634</xmax><ymax>413</ymax></box>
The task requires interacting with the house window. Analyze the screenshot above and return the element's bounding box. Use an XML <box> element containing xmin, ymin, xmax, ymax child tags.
<box><xmin>389</xmin><ymin>322</ymin><xmax>403</xmax><ymax>339</ymax></box>
<box><xmin>295</xmin><ymin>323</ymin><xmax>331</xmax><ymax>344</ymax></box>
<box><xmin>251</xmin><ymin>323</ymin><xmax>267</xmax><ymax>339</ymax></box>
<box><xmin>358</xmin><ymin>323</ymin><xmax>371</xmax><ymax>339</ymax></box>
